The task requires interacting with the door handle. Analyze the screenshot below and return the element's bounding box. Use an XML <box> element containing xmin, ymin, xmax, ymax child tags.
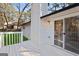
<box><xmin>62</xmin><ymin>33</ymin><xmax>66</xmax><ymax>35</ymax></box>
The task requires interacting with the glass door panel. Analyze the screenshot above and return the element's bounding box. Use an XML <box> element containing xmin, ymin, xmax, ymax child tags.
<box><xmin>65</xmin><ymin>16</ymin><xmax>79</xmax><ymax>54</ymax></box>
<box><xmin>54</xmin><ymin>20</ymin><xmax>63</xmax><ymax>47</ymax></box>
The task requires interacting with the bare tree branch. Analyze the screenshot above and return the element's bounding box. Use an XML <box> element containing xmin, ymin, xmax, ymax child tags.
<box><xmin>16</xmin><ymin>3</ymin><xmax>20</xmax><ymax>14</ymax></box>
<box><xmin>17</xmin><ymin>3</ymin><xmax>29</xmax><ymax>29</ymax></box>
<box><xmin>3</xmin><ymin>12</ymin><xmax>8</xmax><ymax>28</ymax></box>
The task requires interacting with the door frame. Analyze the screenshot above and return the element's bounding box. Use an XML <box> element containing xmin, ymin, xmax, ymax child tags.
<box><xmin>63</xmin><ymin>18</ymin><xmax>65</xmax><ymax>49</ymax></box>
<box><xmin>54</xmin><ymin>19</ymin><xmax>65</xmax><ymax>48</ymax></box>
<box><xmin>54</xmin><ymin>15</ymin><xmax>79</xmax><ymax>49</ymax></box>
<box><xmin>53</xmin><ymin>13</ymin><xmax>79</xmax><ymax>49</ymax></box>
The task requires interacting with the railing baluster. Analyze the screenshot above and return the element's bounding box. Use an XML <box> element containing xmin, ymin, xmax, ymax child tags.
<box><xmin>3</xmin><ymin>33</ymin><xmax>4</xmax><ymax>46</ymax></box>
<box><xmin>13</xmin><ymin>34</ymin><xmax>15</xmax><ymax>44</ymax></box>
<box><xmin>18</xmin><ymin>33</ymin><xmax>20</xmax><ymax>43</ymax></box>
<box><xmin>8</xmin><ymin>34</ymin><xmax>9</xmax><ymax>45</ymax></box>
<box><xmin>13</xmin><ymin>34</ymin><xmax>14</xmax><ymax>44</ymax></box>
<box><xmin>6</xmin><ymin>34</ymin><xmax>8</xmax><ymax>45</ymax></box>
<box><xmin>5</xmin><ymin>34</ymin><xmax>7</xmax><ymax>46</ymax></box>
<box><xmin>16</xmin><ymin>33</ymin><xmax>17</xmax><ymax>43</ymax></box>
<box><xmin>20</xmin><ymin>33</ymin><xmax>21</xmax><ymax>43</ymax></box>
<box><xmin>18</xmin><ymin>33</ymin><xmax>19</xmax><ymax>43</ymax></box>
<box><xmin>16</xmin><ymin>33</ymin><xmax>18</xmax><ymax>43</ymax></box>
<box><xmin>9</xmin><ymin>34</ymin><xmax>10</xmax><ymax>45</ymax></box>
<box><xmin>3</xmin><ymin>33</ymin><xmax>5</xmax><ymax>46</ymax></box>
<box><xmin>17</xmin><ymin>33</ymin><xmax>18</xmax><ymax>43</ymax></box>
<box><xmin>10</xmin><ymin>33</ymin><xmax>12</xmax><ymax>45</ymax></box>
<box><xmin>14</xmin><ymin>33</ymin><xmax>16</xmax><ymax>44</ymax></box>
<box><xmin>12</xmin><ymin>33</ymin><xmax>13</xmax><ymax>45</ymax></box>
<box><xmin>7</xmin><ymin>34</ymin><xmax>9</xmax><ymax>45</ymax></box>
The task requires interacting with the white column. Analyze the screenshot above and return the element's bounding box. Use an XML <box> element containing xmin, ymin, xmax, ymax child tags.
<box><xmin>0</xmin><ymin>33</ymin><xmax>2</xmax><ymax>47</ymax></box>
<box><xmin>40</xmin><ymin>3</ymin><xmax>48</xmax><ymax>16</ymax></box>
<box><xmin>31</xmin><ymin>3</ymin><xmax>40</xmax><ymax>51</ymax></box>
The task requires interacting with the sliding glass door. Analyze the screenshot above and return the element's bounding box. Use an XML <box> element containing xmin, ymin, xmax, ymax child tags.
<box><xmin>65</xmin><ymin>16</ymin><xmax>79</xmax><ymax>54</ymax></box>
<box><xmin>54</xmin><ymin>16</ymin><xmax>79</xmax><ymax>54</ymax></box>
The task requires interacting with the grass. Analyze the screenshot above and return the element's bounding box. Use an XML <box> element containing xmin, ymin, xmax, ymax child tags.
<box><xmin>23</xmin><ymin>36</ymin><xmax>29</xmax><ymax>41</ymax></box>
<box><xmin>4</xmin><ymin>34</ymin><xmax>29</xmax><ymax>46</ymax></box>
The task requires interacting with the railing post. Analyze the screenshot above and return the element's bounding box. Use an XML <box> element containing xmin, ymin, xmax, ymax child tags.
<box><xmin>21</xmin><ymin>31</ymin><xmax>23</xmax><ymax>43</ymax></box>
<box><xmin>0</xmin><ymin>32</ymin><xmax>3</xmax><ymax>48</ymax></box>
<box><xmin>0</xmin><ymin>32</ymin><xmax>4</xmax><ymax>48</ymax></box>
<box><xmin>2</xmin><ymin>32</ymin><xmax>4</xmax><ymax>47</ymax></box>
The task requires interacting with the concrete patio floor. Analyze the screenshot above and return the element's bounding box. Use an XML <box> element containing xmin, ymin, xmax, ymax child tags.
<box><xmin>17</xmin><ymin>41</ymin><xmax>77</xmax><ymax>56</ymax></box>
<box><xmin>0</xmin><ymin>40</ymin><xmax>78</xmax><ymax>56</ymax></box>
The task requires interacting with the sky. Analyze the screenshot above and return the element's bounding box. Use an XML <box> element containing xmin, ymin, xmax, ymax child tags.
<box><xmin>12</xmin><ymin>3</ymin><xmax>31</xmax><ymax>12</ymax></box>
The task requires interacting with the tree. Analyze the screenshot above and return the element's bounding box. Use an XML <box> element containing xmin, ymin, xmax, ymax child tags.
<box><xmin>0</xmin><ymin>3</ymin><xmax>31</xmax><ymax>31</ymax></box>
<box><xmin>15</xmin><ymin>3</ymin><xmax>30</xmax><ymax>30</ymax></box>
<box><xmin>48</xmin><ymin>3</ymin><xmax>73</xmax><ymax>12</ymax></box>
<box><xmin>2</xmin><ymin>3</ymin><xmax>16</xmax><ymax>31</ymax></box>
<box><xmin>53</xmin><ymin>3</ymin><xmax>59</xmax><ymax>11</ymax></box>
<box><xmin>48</xmin><ymin>3</ymin><xmax>60</xmax><ymax>12</ymax></box>
<box><xmin>60</xmin><ymin>3</ymin><xmax>66</xmax><ymax>8</ymax></box>
<box><xmin>3</xmin><ymin>12</ymin><xmax>9</xmax><ymax>28</ymax></box>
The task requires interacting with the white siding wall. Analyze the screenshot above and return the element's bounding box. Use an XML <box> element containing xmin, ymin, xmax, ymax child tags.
<box><xmin>22</xmin><ymin>23</ymin><xmax>31</xmax><ymax>39</ymax></box>
<box><xmin>40</xmin><ymin>6</ymin><xmax>79</xmax><ymax>55</ymax></box>
<box><xmin>40</xmin><ymin>16</ymin><xmax>54</xmax><ymax>45</ymax></box>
